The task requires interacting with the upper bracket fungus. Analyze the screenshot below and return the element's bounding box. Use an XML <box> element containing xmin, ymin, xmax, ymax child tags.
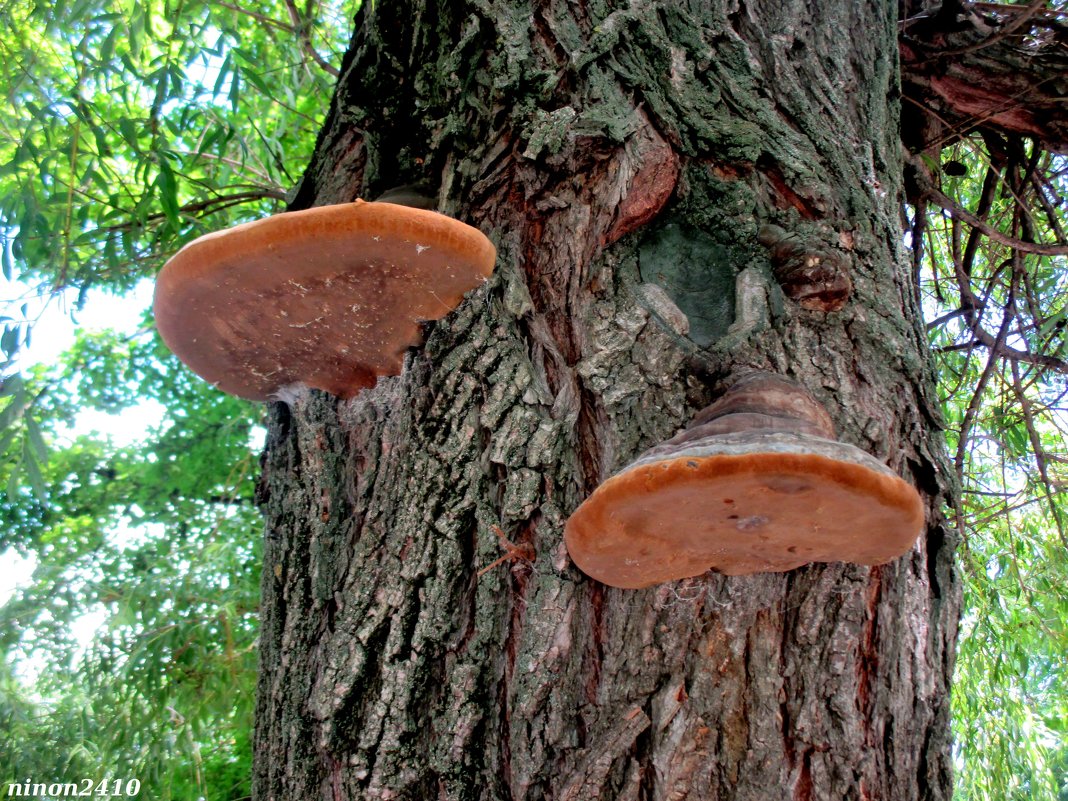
<box><xmin>153</xmin><ymin>200</ymin><xmax>496</xmax><ymax>401</ymax></box>
<box><xmin>564</xmin><ymin>373</ymin><xmax>924</xmax><ymax>588</ymax></box>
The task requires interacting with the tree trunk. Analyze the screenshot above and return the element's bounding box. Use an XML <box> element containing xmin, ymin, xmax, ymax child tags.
<box><xmin>253</xmin><ymin>1</ymin><xmax>960</xmax><ymax>799</ymax></box>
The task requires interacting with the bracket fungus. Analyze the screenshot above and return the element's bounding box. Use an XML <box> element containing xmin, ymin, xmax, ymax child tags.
<box><xmin>564</xmin><ymin>373</ymin><xmax>924</xmax><ymax>588</ymax></box>
<box><xmin>757</xmin><ymin>224</ymin><xmax>853</xmax><ymax>312</ymax></box>
<box><xmin>153</xmin><ymin>200</ymin><xmax>496</xmax><ymax>401</ymax></box>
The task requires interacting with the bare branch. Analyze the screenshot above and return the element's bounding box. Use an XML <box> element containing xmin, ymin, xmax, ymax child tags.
<box><xmin>99</xmin><ymin>190</ymin><xmax>286</xmax><ymax>234</ymax></box>
<box><xmin>925</xmin><ymin>0</ymin><xmax>1049</xmax><ymax>58</ymax></box>
<box><xmin>213</xmin><ymin>1</ymin><xmax>339</xmax><ymax>76</ymax></box>
<box><xmin>927</xmin><ymin>306</ymin><xmax>980</xmax><ymax>331</ymax></box>
<box><xmin>922</xmin><ymin>181</ymin><xmax>1068</xmax><ymax>257</ymax></box>
<box><xmin>953</xmin><ymin>299</ymin><xmax>1013</xmax><ymax>531</ymax></box>
<box><xmin>1010</xmin><ymin>361</ymin><xmax>1068</xmax><ymax>548</ymax></box>
<box><xmin>283</xmin><ymin>0</ymin><xmax>341</xmax><ymax>77</ymax></box>
<box><xmin>213</xmin><ymin>2</ymin><xmax>293</xmax><ymax>34</ymax></box>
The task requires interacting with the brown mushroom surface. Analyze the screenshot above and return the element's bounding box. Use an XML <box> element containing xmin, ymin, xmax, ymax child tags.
<box><xmin>153</xmin><ymin>200</ymin><xmax>496</xmax><ymax>400</ymax></box>
<box><xmin>564</xmin><ymin>374</ymin><xmax>925</xmax><ymax>588</ymax></box>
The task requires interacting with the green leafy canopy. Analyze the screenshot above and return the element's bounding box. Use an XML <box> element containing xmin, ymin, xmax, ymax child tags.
<box><xmin>917</xmin><ymin>138</ymin><xmax>1068</xmax><ymax>800</ymax></box>
<box><xmin>0</xmin><ymin>1</ymin><xmax>354</xmax><ymax>798</ymax></box>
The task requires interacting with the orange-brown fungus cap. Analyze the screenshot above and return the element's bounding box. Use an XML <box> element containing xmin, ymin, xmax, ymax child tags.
<box><xmin>153</xmin><ymin>200</ymin><xmax>496</xmax><ymax>400</ymax></box>
<box><xmin>565</xmin><ymin>435</ymin><xmax>925</xmax><ymax>589</ymax></box>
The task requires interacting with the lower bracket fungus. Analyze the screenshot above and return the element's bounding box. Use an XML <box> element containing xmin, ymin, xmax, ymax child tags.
<box><xmin>564</xmin><ymin>373</ymin><xmax>924</xmax><ymax>588</ymax></box>
<box><xmin>153</xmin><ymin>200</ymin><xmax>496</xmax><ymax>401</ymax></box>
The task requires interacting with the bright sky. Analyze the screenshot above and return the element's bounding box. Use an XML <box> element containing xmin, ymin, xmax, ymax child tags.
<box><xmin>10</xmin><ymin>275</ymin><xmax>167</xmax><ymax>421</ymax></box>
<box><xmin>1</xmin><ymin>277</ymin><xmax>164</xmax><ymax>610</ymax></box>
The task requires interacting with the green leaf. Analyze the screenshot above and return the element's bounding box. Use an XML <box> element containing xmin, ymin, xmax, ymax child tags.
<box><xmin>155</xmin><ymin>157</ymin><xmax>180</xmax><ymax>230</ymax></box>
<box><xmin>6</xmin><ymin>457</ymin><xmax>19</xmax><ymax>498</ymax></box>
<box><xmin>117</xmin><ymin>117</ymin><xmax>140</xmax><ymax>149</ymax></box>
<box><xmin>100</xmin><ymin>24</ymin><xmax>119</xmax><ymax>63</ymax></box>
<box><xmin>2</xmin><ymin>241</ymin><xmax>13</xmax><ymax>280</ymax></box>
<box><xmin>228</xmin><ymin>68</ymin><xmax>241</xmax><ymax>111</ymax></box>
<box><xmin>239</xmin><ymin>67</ymin><xmax>272</xmax><ymax>96</ymax></box>
<box><xmin>0</xmin><ymin>386</ymin><xmax>28</xmax><ymax>431</ymax></box>
<box><xmin>128</xmin><ymin>5</ymin><xmax>146</xmax><ymax>59</ymax></box>
<box><xmin>24</xmin><ymin>415</ymin><xmax>48</xmax><ymax>462</ymax></box>
<box><xmin>0</xmin><ymin>373</ymin><xmax>22</xmax><ymax>398</ymax></box>
<box><xmin>0</xmin><ymin>423</ymin><xmax>17</xmax><ymax>457</ymax></box>
<box><xmin>21</xmin><ymin>437</ymin><xmax>47</xmax><ymax>500</ymax></box>
<box><xmin>1</xmin><ymin>325</ymin><xmax>19</xmax><ymax>358</ymax></box>
<box><xmin>213</xmin><ymin>52</ymin><xmax>232</xmax><ymax>97</ymax></box>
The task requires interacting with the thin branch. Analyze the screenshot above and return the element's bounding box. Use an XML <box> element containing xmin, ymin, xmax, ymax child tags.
<box><xmin>927</xmin><ymin>305</ymin><xmax>976</xmax><ymax>331</ymax></box>
<box><xmin>213</xmin><ymin>1</ymin><xmax>338</xmax><ymax>75</ymax></box>
<box><xmin>953</xmin><ymin>300</ymin><xmax>1013</xmax><ymax>533</ymax></box>
<box><xmin>967</xmin><ymin>498</ymin><xmax>1043</xmax><ymax>530</ymax></box>
<box><xmin>921</xmin><ymin>181</ymin><xmax>1068</xmax><ymax>257</ymax></box>
<box><xmin>283</xmin><ymin>0</ymin><xmax>340</xmax><ymax>77</ymax></box>
<box><xmin>1030</xmin><ymin>170</ymin><xmax>1068</xmax><ymax>244</ymax></box>
<box><xmin>213</xmin><ymin>2</ymin><xmax>293</xmax><ymax>34</ymax></box>
<box><xmin>1011</xmin><ymin>360</ymin><xmax>1068</xmax><ymax>548</ymax></box>
<box><xmin>172</xmin><ymin>149</ymin><xmax>279</xmax><ymax>186</ymax></box>
<box><xmin>952</xmin><ymin>288</ymin><xmax>1068</xmax><ymax>374</ymax></box>
<box><xmin>926</xmin><ymin>0</ymin><xmax>1050</xmax><ymax>58</ymax></box>
<box><xmin>972</xmin><ymin>2</ymin><xmax>1068</xmax><ymax>18</ymax></box>
<box><xmin>911</xmin><ymin>198</ymin><xmax>928</xmax><ymax>301</ymax></box>
<box><xmin>99</xmin><ymin>190</ymin><xmax>286</xmax><ymax>234</ymax></box>
<box><xmin>961</xmin><ymin>159</ymin><xmax>1003</xmax><ymax>279</ymax></box>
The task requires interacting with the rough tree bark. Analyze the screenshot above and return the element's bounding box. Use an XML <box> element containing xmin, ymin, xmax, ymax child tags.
<box><xmin>253</xmin><ymin>1</ymin><xmax>959</xmax><ymax>799</ymax></box>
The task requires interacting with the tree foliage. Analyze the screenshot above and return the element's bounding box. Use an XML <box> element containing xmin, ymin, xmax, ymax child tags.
<box><xmin>0</xmin><ymin>1</ymin><xmax>352</xmax><ymax>797</ymax></box>
<box><xmin>0</xmin><ymin>0</ymin><xmax>1065</xmax><ymax>799</ymax></box>
<box><xmin>900</xmin><ymin>3</ymin><xmax>1068</xmax><ymax>795</ymax></box>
